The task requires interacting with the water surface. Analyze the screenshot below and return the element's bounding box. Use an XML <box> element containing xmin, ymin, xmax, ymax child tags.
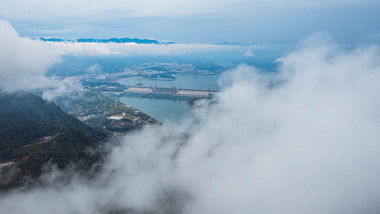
<box><xmin>118</xmin><ymin>74</ymin><xmax>220</xmax><ymax>90</ymax></box>
<box><xmin>118</xmin><ymin>74</ymin><xmax>220</xmax><ymax>122</ymax></box>
<box><xmin>119</xmin><ymin>96</ymin><xmax>191</xmax><ymax>122</ymax></box>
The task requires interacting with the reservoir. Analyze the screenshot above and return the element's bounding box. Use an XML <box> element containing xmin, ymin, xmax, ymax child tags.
<box><xmin>118</xmin><ymin>74</ymin><xmax>221</xmax><ymax>122</ymax></box>
<box><xmin>119</xmin><ymin>96</ymin><xmax>192</xmax><ymax>122</ymax></box>
<box><xmin>118</xmin><ymin>74</ymin><xmax>220</xmax><ymax>91</ymax></box>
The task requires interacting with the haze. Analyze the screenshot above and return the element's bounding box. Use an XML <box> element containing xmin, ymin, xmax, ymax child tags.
<box><xmin>0</xmin><ymin>1</ymin><xmax>380</xmax><ymax>214</ymax></box>
<box><xmin>0</xmin><ymin>0</ymin><xmax>379</xmax><ymax>44</ymax></box>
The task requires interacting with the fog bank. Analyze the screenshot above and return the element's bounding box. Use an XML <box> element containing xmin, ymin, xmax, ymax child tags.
<box><xmin>0</xmin><ymin>20</ymin><xmax>83</xmax><ymax>100</ymax></box>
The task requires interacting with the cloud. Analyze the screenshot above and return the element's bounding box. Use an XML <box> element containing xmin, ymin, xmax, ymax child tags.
<box><xmin>86</xmin><ymin>63</ymin><xmax>103</xmax><ymax>73</ymax></box>
<box><xmin>41</xmin><ymin>77</ymin><xmax>84</xmax><ymax>101</ymax></box>
<box><xmin>1</xmin><ymin>0</ymin><xmax>379</xmax><ymax>45</ymax></box>
<box><xmin>0</xmin><ymin>0</ymin><xmax>374</xmax><ymax>21</ymax></box>
<box><xmin>0</xmin><ymin>20</ymin><xmax>60</xmax><ymax>91</ymax></box>
<box><xmin>46</xmin><ymin>41</ymin><xmax>257</xmax><ymax>56</ymax></box>
<box><xmin>1</xmin><ymin>35</ymin><xmax>380</xmax><ymax>213</ymax></box>
<box><xmin>244</xmin><ymin>49</ymin><xmax>254</xmax><ymax>57</ymax></box>
<box><xmin>0</xmin><ymin>20</ymin><xmax>85</xmax><ymax>100</ymax></box>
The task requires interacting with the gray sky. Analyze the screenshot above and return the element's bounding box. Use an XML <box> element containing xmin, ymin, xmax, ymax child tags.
<box><xmin>1</xmin><ymin>0</ymin><xmax>380</xmax><ymax>43</ymax></box>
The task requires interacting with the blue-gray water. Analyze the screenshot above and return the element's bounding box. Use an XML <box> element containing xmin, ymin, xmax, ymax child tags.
<box><xmin>118</xmin><ymin>74</ymin><xmax>220</xmax><ymax>91</ymax></box>
<box><xmin>118</xmin><ymin>74</ymin><xmax>221</xmax><ymax>122</ymax></box>
<box><xmin>119</xmin><ymin>96</ymin><xmax>192</xmax><ymax>122</ymax></box>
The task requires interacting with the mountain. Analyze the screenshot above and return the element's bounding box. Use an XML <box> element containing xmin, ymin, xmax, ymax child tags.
<box><xmin>0</xmin><ymin>92</ymin><xmax>106</xmax><ymax>190</ymax></box>
<box><xmin>39</xmin><ymin>37</ymin><xmax>173</xmax><ymax>44</ymax></box>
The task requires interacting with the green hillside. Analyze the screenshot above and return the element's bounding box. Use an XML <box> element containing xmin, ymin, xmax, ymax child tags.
<box><xmin>0</xmin><ymin>92</ymin><xmax>106</xmax><ymax>190</ymax></box>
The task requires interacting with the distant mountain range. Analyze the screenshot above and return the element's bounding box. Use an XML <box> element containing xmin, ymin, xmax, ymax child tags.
<box><xmin>39</xmin><ymin>37</ymin><xmax>175</xmax><ymax>44</ymax></box>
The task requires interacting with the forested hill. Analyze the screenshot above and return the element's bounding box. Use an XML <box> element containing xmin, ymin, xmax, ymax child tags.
<box><xmin>0</xmin><ymin>92</ymin><xmax>105</xmax><ymax>139</ymax></box>
<box><xmin>0</xmin><ymin>92</ymin><xmax>106</xmax><ymax>190</ymax></box>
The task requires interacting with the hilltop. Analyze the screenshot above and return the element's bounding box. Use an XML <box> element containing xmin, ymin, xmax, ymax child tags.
<box><xmin>0</xmin><ymin>92</ymin><xmax>106</xmax><ymax>190</ymax></box>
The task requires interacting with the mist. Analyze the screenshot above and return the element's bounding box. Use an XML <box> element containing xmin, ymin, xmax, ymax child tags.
<box><xmin>0</xmin><ymin>20</ymin><xmax>83</xmax><ymax>101</ymax></box>
<box><xmin>47</xmin><ymin>40</ymin><xmax>259</xmax><ymax>57</ymax></box>
<box><xmin>1</xmin><ymin>36</ymin><xmax>380</xmax><ymax>214</ymax></box>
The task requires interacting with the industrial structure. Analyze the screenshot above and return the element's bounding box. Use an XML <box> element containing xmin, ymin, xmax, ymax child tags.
<box><xmin>103</xmin><ymin>85</ymin><xmax>217</xmax><ymax>99</ymax></box>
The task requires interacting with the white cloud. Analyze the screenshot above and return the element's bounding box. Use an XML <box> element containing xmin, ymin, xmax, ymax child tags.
<box><xmin>0</xmin><ymin>20</ymin><xmax>60</xmax><ymax>91</ymax></box>
<box><xmin>244</xmin><ymin>49</ymin><xmax>254</xmax><ymax>57</ymax></box>
<box><xmin>0</xmin><ymin>20</ymin><xmax>83</xmax><ymax>100</ymax></box>
<box><xmin>86</xmin><ymin>63</ymin><xmax>102</xmax><ymax>73</ymax></box>
<box><xmin>46</xmin><ymin>41</ymin><xmax>255</xmax><ymax>56</ymax></box>
<box><xmin>1</xmin><ymin>35</ymin><xmax>380</xmax><ymax>214</ymax></box>
<box><xmin>41</xmin><ymin>77</ymin><xmax>84</xmax><ymax>101</ymax></box>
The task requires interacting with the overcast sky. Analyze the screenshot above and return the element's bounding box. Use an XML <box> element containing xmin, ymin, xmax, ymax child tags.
<box><xmin>1</xmin><ymin>0</ymin><xmax>380</xmax><ymax>44</ymax></box>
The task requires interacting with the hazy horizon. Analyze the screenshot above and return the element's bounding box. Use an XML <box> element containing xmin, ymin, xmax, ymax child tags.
<box><xmin>1</xmin><ymin>0</ymin><xmax>380</xmax><ymax>44</ymax></box>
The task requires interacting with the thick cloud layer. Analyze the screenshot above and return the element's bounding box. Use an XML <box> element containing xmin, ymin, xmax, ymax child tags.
<box><xmin>47</xmin><ymin>41</ymin><xmax>257</xmax><ymax>56</ymax></box>
<box><xmin>1</xmin><ymin>37</ymin><xmax>380</xmax><ymax>214</ymax></box>
<box><xmin>0</xmin><ymin>20</ymin><xmax>60</xmax><ymax>91</ymax></box>
<box><xmin>0</xmin><ymin>20</ymin><xmax>83</xmax><ymax>100</ymax></box>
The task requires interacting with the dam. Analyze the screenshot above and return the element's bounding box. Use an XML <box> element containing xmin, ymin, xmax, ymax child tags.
<box><xmin>103</xmin><ymin>85</ymin><xmax>217</xmax><ymax>99</ymax></box>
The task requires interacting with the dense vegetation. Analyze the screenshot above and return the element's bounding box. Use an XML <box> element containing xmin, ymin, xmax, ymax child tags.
<box><xmin>0</xmin><ymin>92</ymin><xmax>106</xmax><ymax>190</ymax></box>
